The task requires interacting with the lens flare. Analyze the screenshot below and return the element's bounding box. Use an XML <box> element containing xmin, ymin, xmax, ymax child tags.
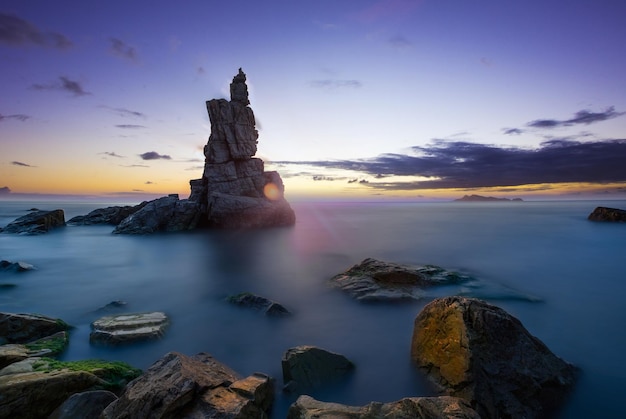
<box><xmin>263</xmin><ymin>182</ymin><xmax>282</xmax><ymax>201</ymax></box>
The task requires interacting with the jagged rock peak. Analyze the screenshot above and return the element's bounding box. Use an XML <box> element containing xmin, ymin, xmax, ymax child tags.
<box><xmin>230</xmin><ymin>67</ymin><xmax>250</xmax><ymax>105</ymax></box>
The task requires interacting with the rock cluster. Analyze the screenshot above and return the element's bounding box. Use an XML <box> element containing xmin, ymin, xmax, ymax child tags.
<box><xmin>0</xmin><ymin>209</ymin><xmax>65</xmax><ymax>234</ymax></box>
<box><xmin>588</xmin><ymin>206</ymin><xmax>626</xmax><ymax>222</ymax></box>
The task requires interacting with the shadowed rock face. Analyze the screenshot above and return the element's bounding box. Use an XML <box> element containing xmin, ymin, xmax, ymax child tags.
<box><xmin>411</xmin><ymin>296</ymin><xmax>577</xmax><ymax>419</ymax></box>
<box><xmin>588</xmin><ymin>206</ymin><xmax>626</xmax><ymax>222</ymax></box>
<box><xmin>281</xmin><ymin>346</ymin><xmax>354</xmax><ymax>393</ymax></box>
<box><xmin>1</xmin><ymin>209</ymin><xmax>65</xmax><ymax>234</ymax></box>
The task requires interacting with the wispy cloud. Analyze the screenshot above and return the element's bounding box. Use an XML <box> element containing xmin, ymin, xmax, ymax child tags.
<box><xmin>31</xmin><ymin>76</ymin><xmax>91</xmax><ymax>97</ymax></box>
<box><xmin>388</xmin><ymin>35</ymin><xmax>412</xmax><ymax>49</ymax></box>
<box><xmin>527</xmin><ymin>107</ymin><xmax>624</xmax><ymax>129</ymax></box>
<box><xmin>100</xmin><ymin>106</ymin><xmax>145</xmax><ymax>118</ymax></box>
<box><xmin>0</xmin><ymin>113</ymin><xmax>30</xmax><ymax>122</ymax></box>
<box><xmin>100</xmin><ymin>151</ymin><xmax>125</xmax><ymax>158</ymax></box>
<box><xmin>109</xmin><ymin>37</ymin><xmax>138</xmax><ymax>62</ymax></box>
<box><xmin>115</xmin><ymin>124</ymin><xmax>146</xmax><ymax>129</ymax></box>
<box><xmin>278</xmin><ymin>138</ymin><xmax>626</xmax><ymax>191</ymax></box>
<box><xmin>139</xmin><ymin>151</ymin><xmax>171</xmax><ymax>160</ymax></box>
<box><xmin>0</xmin><ymin>13</ymin><xmax>72</xmax><ymax>49</ymax></box>
<box><xmin>503</xmin><ymin>128</ymin><xmax>523</xmax><ymax>135</ymax></box>
<box><xmin>145</xmin><ymin>181</ymin><xmax>155</xmax><ymax>185</ymax></box>
<box><xmin>121</xmin><ymin>164</ymin><xmax>149</xmax><ymax>168</ymax></box>
<box><xmin>12</xmin><ymin>161</ymin><xmax>35</xmax><ymax>167</ymax></box>
<box><xmin>310</xmin><ymin>79</ymin><xmax>363</xmax><ymax>89</ymax></box>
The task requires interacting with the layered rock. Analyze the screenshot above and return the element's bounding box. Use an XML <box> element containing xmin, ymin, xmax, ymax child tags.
<box><xmin>101</xmin><ymin>351</ymin><xmax>274</xmax><ymax>418</ymax></box>
<box><xmin>287</xmin><ymin>395</ymin><xmax>480</xmax><ymax>419</ymax></box>
<box><xmin>282</xmin><ymin>345</ymin><xmax>354</xmax><ymax>393</ymax></box>
<box><xmin>68</xmin><ymin>202</ymin><xmax>148</xmax><ymax>225</ymax></box>
<box><xmin>588</xmin><ymin>206</ymin><xmax>626</xmax><ymax>222</ymax></box>
<box><xmin>411</xmin><ymin>296</ymin><xmax>577</xmax><ymax>419</ymax></box>
<box><xmin>90</xmin><ymin>312</ymin><xmax>169</xmax><ymax>345</ymax></box>
<box><xmin>189</xmin><ymin>68</ymin><xmax>295</xmax><ymax>229</ymax></box>
<box><xmin>113</xmin><ymin>194</ymin><xmax>200</xmax><ymax>234</ymax></box>
<box><xmin>1</xmin><ymin>209</ymin><xmax>65</xmax><ymax>234</ymax></box>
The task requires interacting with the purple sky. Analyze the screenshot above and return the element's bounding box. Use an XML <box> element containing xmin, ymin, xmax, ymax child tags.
<box><xmin>1</xmin><ymin>0</ymin><xmax>625</xmax><ymax>200</ymax></box>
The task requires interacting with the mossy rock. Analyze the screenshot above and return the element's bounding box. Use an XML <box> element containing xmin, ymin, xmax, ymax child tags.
<box><xmin>24</xmin><ymin>331</ymin><xmax>69</xmax><ymax>356</ymax></box>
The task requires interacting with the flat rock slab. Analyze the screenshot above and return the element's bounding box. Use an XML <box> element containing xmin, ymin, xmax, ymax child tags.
<box><xmin>90</xmin><ymin>312</ymin><xmax>169</xmax><ymax>345</ymax></box>
<box><xmin>330</xmin><ymin>258</ymin><xmax>472</xmax><ymax>302</ymax></box>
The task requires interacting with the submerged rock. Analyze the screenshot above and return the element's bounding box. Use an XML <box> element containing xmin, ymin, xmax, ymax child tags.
<box><xmin>90</xmin><ymin>312</ymin><xmax>169</xmax><ymax>344</ymax></box>
<box><xmin>588</xmin><ymin>206</ymin><xmax>626</xmax><ymax>222</ymax></box>
<box><xmin>330</xmin><ymin>258</ymin><xmax>471</xmax><ymax>302</ymax></box>
<box><xmin>0</xmin><ymin>260</ymin><xmax>36</xmax><ymax>272</ymax></box>
<box><xmin>68</xmin><ymin>202</ymin><xmax>148</xmax><ymax>225</ymax></box>
<box><xmin>282</xmin><ymin>345</ymin><xmax>354</xmax><ymax>393</ymax></box>
<box><xmin>411</xmin><ymin>296</ymin><xmax>577</xmax><ymax>419</ymax></box>
<box><xmin>227</xmin><ymin>292</ymin><xmax>291</xmax><ymax>316</ymax></box>
<box><xmin>101</xmin><ymin>351</ymin><xmax>274</xmax><ymax>418</ymax></box>
<box><xmin>1</xmin><ymin>209</ymin><xmax>65</xmax><ymax>235</ymax></box>
<box><xmin>287</xmin><ymin>394</ymin><xmax>480</xmax><ymax>419</ymax></box>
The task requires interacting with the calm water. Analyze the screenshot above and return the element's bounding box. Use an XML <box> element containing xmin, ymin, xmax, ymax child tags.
<box><xmin>1</xmin><ymin>199</ymin><xmax>625</xmax><ymax>418</ymax></box>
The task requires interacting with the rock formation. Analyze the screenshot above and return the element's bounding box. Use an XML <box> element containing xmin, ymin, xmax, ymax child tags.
<box><xmin>411</xmin><ymin>296</ymin><xmax>577</xmax><ymax>419</ymax></box>
<box><xmin>1</xmin><ymin>209</ymin><xmax>65</xmax><ymax>234</ymax></box>
<box><xmin>282</xmin><ymin>345</ymin><xmax>354</xmax><ymax>393</ymax></box>
<box><xmin>112</xmin><ymin>194</ymin><xmax>200</xmax><ymax>234</ymax></box>
<box><xmin>588</xmin><ymin>206</ymin><xmax>626</xmax><ymax>222</ymax></box>
<box><xmin>0</xmin><ymin>312</ymin><xmax>69</xmax><ymax>345</ymax></box>
<box><xmin>90</xmin><ymin>312</ymin><xmax>169</xmax><ymax>344</ymax></box>
<box><xmin>188</xmin><ymin>68</ymin><xmax>295</xmax><ymax>229</ymax></box>
<box><xmin>68</xmin><ymin>202</ymin><xmax>148</xmax><ymax>225</ymax></box>
<box><xmin>227</xmin><ymin>292</ymin><xmax>291</xmax><ymax>316</ymax></box>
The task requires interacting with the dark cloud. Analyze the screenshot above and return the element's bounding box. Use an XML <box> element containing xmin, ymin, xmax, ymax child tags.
<box><xmin>503</xmin><ymin>128</ymin><xmax>523</xmax><ymax>135</ymax></box>
<box><xmin>0</xmin><ymin>13</ymin><xmax>72</xmax><ymax>49</ymax></box>
<box><xmin>100</xmin><ymin>106</ymin><xmax>145</xmax><ymax>118</ymax></box>
<box><xmin>527</xmin><ymin>107</ymin><xmax>624</xmax><ymax>129</ymax></box>
<box><xmin>109</xmin><ymin>38</ymin><xmax>138</xmax><ymax>62</ymax></box>
<box><xmin>388</xmin><ymin>35</ymin><xmax>412</xmax><ymax>49</ymax></box>
<box><xmin>121</xmin><ymin>164</ymin><xmax>149</xmax><ymax>168</ymax></box>
<box><xmin>310</xmin><ymin>79</ymin><xmax>363</xmax><ymax>89</ymax></box>
<box><xmin>139</xmin><ymin>151</ymin><xmax>171</xmax><ymax>160</ymax></box>
<box><xmin>115</xmin><ymin>124</ymin><xmax>146</xmax><ymax>129</ymax></box>
<box><xmin>312</xmin><ymin>175</ymin><xmax>335</xmax><ymax>181</ymax></box>
<box><xmin>100</xmin><ymin>151</ymin><xmax>124</xmax><ymax>158</ymax></box>
<box><xmin>0</xmin><ymin>113</ymin><xmax>30</xmax><ymax>122</ymax></box>
<box><xmin>0</xmin><ymin>186</ymin><xmax>10</xmax><ymax>194</ymax></box>
<box><xmin>31</xmin><ymin>76</ymin><xmax>91</xmax><ymax>97</ymax></box>
<box><xmin>12</xmin><ymin>161</ymin><xmax>34</xmax><ymax>167</ymax></box>
<box><xmin>145</xmin><ymin>181</ymin><xmax>154</xmax><ymax>185</ymax></box>
<box><xmin>280</xmin><ymin>138</ymin><xmax>626</xmax><ymax>190</ymax></box>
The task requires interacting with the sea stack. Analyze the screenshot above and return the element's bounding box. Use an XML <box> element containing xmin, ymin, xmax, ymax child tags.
<box><xmin>189</xmin><ymin>68</ymin><xmax>295</xmax><ymax>228</ymax></box>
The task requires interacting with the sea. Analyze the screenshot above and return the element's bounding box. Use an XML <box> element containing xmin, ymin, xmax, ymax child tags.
<box><xmin>1</xmin><ymin>199</ymin><xmax>625</xmax><ymax>418</ymax></box>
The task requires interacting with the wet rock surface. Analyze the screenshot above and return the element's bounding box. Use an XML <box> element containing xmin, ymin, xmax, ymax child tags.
<box><xmin>1</xmin><ymin>209</ymin><xmax>65</xmax><ymax>234</ymax></box>
<box><xmin>282</xmin><ymin>345</ymin><xmax>354</xmax><ymax>393</ymax></box>
<box><xmin>90</xmin><ymin>312</ymin><xmax>169</xmax><ymax>344</ymax></box>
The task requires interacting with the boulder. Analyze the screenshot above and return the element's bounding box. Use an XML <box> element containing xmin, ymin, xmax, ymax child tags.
<box><xmin>588</xmin><ymin>206</ymin><xmax>626</xmax><ymax>222</ymax></box>
<box><xmin>113</xmin><ymin>194</ymin><xmax>201</xmax><ymax>234</ymax></box>
<box><xmin>228</xmin><ymin>292</ymin><xmax>291</xmax><ymax>316</ymax></box>
<box><xmin>411</xmin><ymin>296</ymin><xmax>577</xmax><ymax>419</ymax></box>
<box><xmin>0</xmin><ymin>312</ymin><xmax>69</xmax><ymax>344</ymax></box>
<box><xmin>0</xmin><ymin>260</ymin><xmax>36</xmax><ymax>272</ymax></box>
<box><xmin>0</xmin><ymin>331</ymin><xmax>70</xmax><ymax>368</ymax></box>
<box><xmin>282</xmin><ymin>346</ymin><xmax>354</xmax><ymax>393</ymax></box>
<box><xmin>49</xmin><ymin>390</ymin><xmax>118</xmax><ymax>419</ymax></box>
<box><xmin>1</xmin><ymin>209</ymin><xmax>65</xmax><ymax>234</ymax></box>
<box><xmin>0</xmin><ymin>345</ymin><xmax>30</xmax><ymax>370</ymax></box>
<box><xmin>68</xmin><ymin>202</ymin><xmax>148</xmax><ymax>225</ymax></box>
<box><xmin>101</xmin><ymin>351</ymin><xmax>274</xmax><ymax>418</ymax></box>
<box><xmin>330</xmin><ymin>258</ymin><xmax>471</xmax><ymax>302</ymax></box>
<box><xmin>90</xmin><ymin>312</ymin><xmax>169</xmax><ymax>344</ymax></box>
<box><xmin>287</xmin><ymin>394</ymin><xmax>480</xmax><ymax>419</ymax></box>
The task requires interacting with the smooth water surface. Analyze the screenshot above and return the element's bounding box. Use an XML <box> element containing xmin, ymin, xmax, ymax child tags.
<box><xmin>1</xmin><ymin>199</ymin><xmax>625</xmax><ymax>418</ymax></box>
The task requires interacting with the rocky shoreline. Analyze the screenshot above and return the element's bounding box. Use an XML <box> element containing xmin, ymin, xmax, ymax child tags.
<box><xmin>0</xmin><ymin>259</ymin><xmax>578</xmax><ymax>418</ymax></box>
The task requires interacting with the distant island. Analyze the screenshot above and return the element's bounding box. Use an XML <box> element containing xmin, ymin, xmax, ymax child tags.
<box><xmin>454</xmin><ymin>194</ymin><xmax>523</xmax><ymax>202</ymax></box>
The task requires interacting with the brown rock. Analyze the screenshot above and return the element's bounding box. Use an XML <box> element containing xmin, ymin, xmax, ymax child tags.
<box><xmin>0</xmin><ymin>312</ymin><xmax>69</xmax><ymax>344</ymax></box>
<box><xmin>588</xmin><ymin>206</ymin><xmax>626</xmax><ymax>222</ymax></box>
<box><xmin>411</xmin><ymin>296</ymin><xmax>577</xmax><ymax>419</ymax></box>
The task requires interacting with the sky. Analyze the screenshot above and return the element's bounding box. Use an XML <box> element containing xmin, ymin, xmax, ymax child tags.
<box><xmin>1</xmin><ymin>0</ymin><xmax>626</xmax><ymax>202</ymax></box>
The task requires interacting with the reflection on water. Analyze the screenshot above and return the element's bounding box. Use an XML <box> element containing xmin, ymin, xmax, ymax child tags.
<box><xmin>1</xmin><ymin>199</ymin><xmax>625</xmax><ymax>417</ymax></box>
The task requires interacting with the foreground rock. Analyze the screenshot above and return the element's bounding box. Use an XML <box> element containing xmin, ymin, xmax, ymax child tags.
<box><xmin>0</xmin><ymin>260</ymin><xmax>36</xmax><ymax>273</ymax></box>
<box><xmin>188</xmin><ymin>68</ymin><xmax>295</xmax><ymax>229</ymax></box>
<box><xmin>68</xmin><ymin>202</ymin><xmax>148</xmax><ymax>225</ymax></box>
<box><xmin>102</xmin><ymin>351</ymin><xmax>274</xmax><ymax>418</ymax></box>
<box><xmin>228</xmin><ymin>292</ymin><xmax>291</xmax><ymax>316</ymax></box>
<box><xmin>287</xmin><ymin>394</ymin><xmax>480</xmax><ymax>419</ymax></box>
<box><xmin>0</xmin><ymin>312</ymin><xmax>69</xmax><ymax>344</ymax></box>
<box><xmin>330</xmin><ymin>258</ymin><xmax>471</xmax><ymax>302</ymax></box>
<box><xmin>49</xmin><ymin>390</ymin><xmax>118</xmax><ymax>419</ymax></box>
<box><xmin>411</xmin><ymin>296</ymin><xmax>577</xmax><ymax>419</ymax></box>
<box><xmin>282</xmin><ymin>346</ymin><xmax>354</xmax><ymax>393</ymax></box>
<box><xmin>90</xmin><ymin>312</ymin><xmax>169</xmax><ymax>344</ymax></box>
<box><xmin>113</xmin><ymin>194</ymin><xmax>201</xmax><ymax>234</ymax></box>
<box><xmin>1</xmin><ymin>209</ymin><xmax>65</xmax><ymax>234</ymax></box>
<box><xmin>588</xmin><ymin>206</ymin><xmax>626</xmax><ymax>222</ymax></box>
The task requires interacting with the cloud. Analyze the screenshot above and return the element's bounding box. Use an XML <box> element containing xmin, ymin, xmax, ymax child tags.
<box><xmin>503</xmin><ymin>128</ymin><xmax>523</xmax><ymax>135</ymax></box>
<box><xmin>145</xmin><ymin>181</ymin><xmax>155</xmax><ymax>185</ymax></box>
<box><xmin>100</xmin><ymin>106</ymin><xmax>145</xmax><ymax>118</ymax></box>
<box><xmin>139</xmin><ymin>151</ymin><xmax>171</xmax><ymax>160</ymax></box>
<box><xmin>527</xmin><ymin>107</ymin><xmax>624</xmax><ymax>129</ymax></box>
<box><xmin>100</xmin><ymin>151</ymin><xmax>124</xmax><ymax>158</ymax></box>
<box><xmin>109</xmin><ymin>38</ymin><xmax>138</xmax><ymax>62</ymax></box>
<box><xmin>0</xmin><ymin>113</ymin><xmax>30</xmax><ymax>122</ymax></box>
<box><xmin>12</xmin><ymin>161</ymin><xmax>35</xmax><ymax>167</ymax></box>
<box><xmin>0</xmin><ymin>13</ymin><xmax>72</xmax><ymax>49</ymax></box>
<box><xmin>310</xmin><ymin>79</ymin><xmax>363</xmax><ymax>89</ymax></box>
<box><xmin>121</xmin><ymin>164</ymin><xmax>149</xmax><ymax>168</ymax></box>
<box><xmin>388</xmin><ymin>35</ymin><xmax>412</xmax><ymax>49</ymax></box>
<box><xmin>31</xmin><ymin>76</ymin><xmax>91</xmax><ymax>96</ymax></box>
<box><xmin>279</xmin><ymin>138</ymin><xmax>626</xmax><ymax>190</ymax></box>
<box><xmin>115</xmin><ymin>124</ymin><xmax>146</xmax><ymax>129</ymax></box>
<box><xmin>0</xmin><ymin>186</ymin><xmax>10</xmax><ymax>194</ymax></box>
